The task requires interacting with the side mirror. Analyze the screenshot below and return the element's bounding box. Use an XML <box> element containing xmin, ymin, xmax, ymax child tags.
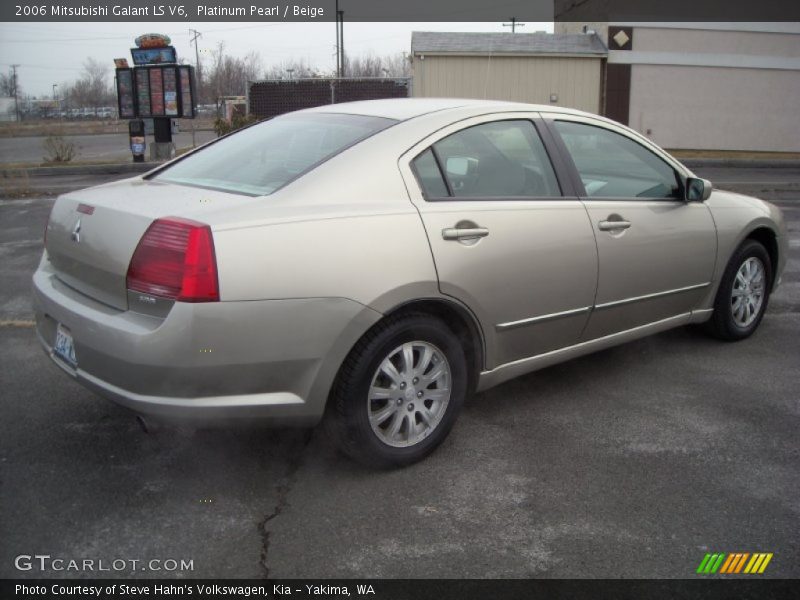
<box><xmin>445</xmin><ymin>156</ymin><xmax>476</xmax><ymax>177</ymax></box>
<box><xmin>686</xmin><ymin>177</ymin><xmax>713</xmax><ymax>202</ymax></box>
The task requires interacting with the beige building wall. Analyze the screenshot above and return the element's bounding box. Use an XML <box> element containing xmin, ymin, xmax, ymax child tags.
<box><xmin>628</xmin><ymin>65</ymin><xmax>800</xmax><ymax>152</ymax></box>
<box><xmin>633</xmin><ymin>26</ymin><xmax>800</xmax><ymax>57</ymax></box>
<box><xmin>412</xmin><ymin>55</ymin><xmax>603</xmax><ymax>114</ymax></box>
<box><xmin>609</xmin><ymin>25</ymin><xmax>800</xmax><ymax>151</ymax></box>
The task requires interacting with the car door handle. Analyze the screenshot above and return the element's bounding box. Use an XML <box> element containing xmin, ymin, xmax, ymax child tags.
<box><xmin>442</xmin><ymin>227</ymin><xmax>490</xmax><ymax>241</ymax></box>
<box><xmin>598</xmin><ymin>219</ymin><xmax>632</xmax><ymax>231</ymax></box>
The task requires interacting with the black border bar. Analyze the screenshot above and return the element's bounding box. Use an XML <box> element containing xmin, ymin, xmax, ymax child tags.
<box><xmin>3</xmin><ymin>1</ymin><xmax>800</xmax><ymax>22</ymax></box>
<box><xmin>3</xmin><ymin>579</ymin><xmax>800</xmax><ymax>600</ymax></box>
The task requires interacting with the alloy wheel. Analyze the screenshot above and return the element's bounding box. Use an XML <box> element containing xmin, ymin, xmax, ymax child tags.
<box><xmin>731</xmin><ymin>257</ymin><xmax>765</xmax><ymax>328</ymax></box>
<box><xmin>367</xmin><ymin>341</ymin><xmax>452</xmax><ymax>448</ymax></box>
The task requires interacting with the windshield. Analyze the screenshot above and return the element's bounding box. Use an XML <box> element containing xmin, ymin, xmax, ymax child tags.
<box><xmin>152</xmin><ymin>113</ymin><xmax>396</xmax><ymax>196</ymax></box>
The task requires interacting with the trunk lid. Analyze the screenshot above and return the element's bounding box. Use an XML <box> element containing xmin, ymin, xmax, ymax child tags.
<box><xmin>45</xmin><ymin>176</ymin><xmax>253</xmax><ymax>310</ymax></box>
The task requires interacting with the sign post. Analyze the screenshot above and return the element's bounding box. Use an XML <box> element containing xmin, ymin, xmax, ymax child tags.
<box><xmin>128</xmin><ymin>119</ymin><xmax>146</xmax><ymax>162</ymax></box>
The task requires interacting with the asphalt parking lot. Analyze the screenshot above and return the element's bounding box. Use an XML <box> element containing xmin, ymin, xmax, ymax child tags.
<box><xmin>0</xmin><ymin>172</ymin><xmax>798</xmax><ymax>579</ymax></box>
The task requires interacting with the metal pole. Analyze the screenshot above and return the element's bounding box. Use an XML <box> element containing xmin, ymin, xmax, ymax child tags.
<box><xmin>190</xmin><ymin>29</ymin><xmax>202</xmax><ymax>100</ymax></box>
<box><xmin>335</xmin><ymin>0</ymin><xmax>340</xmax><ymax>77</ymax></box>
<box><xmin>338</xmin><ymin>11</ymin><xmax>344</xmax><ymax>77</ymax></box>
<box><xmin>11</xmin><ymin>64</ymin><xmax>20</xmax><ymax>122</ymax></box>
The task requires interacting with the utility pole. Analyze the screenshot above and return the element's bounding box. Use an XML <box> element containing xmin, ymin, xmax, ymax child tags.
<box><xmin>502</xmin><ymin>18</ymin><xmax>525</xmax><ymax>33</ymax></box>
<box><xmin>11</xmin><ymin>64</ymin><xmax>20</xmax><ymax>122</ymax></box>
<box><xmin>338</xmin><ymin>10</ymin><xmax>345</xmax><ymax>77</ymax></box>
<box><xmin>190</xmin><ymin>28</ymin><xmax>202</xmax><ymax>98</ymax></box>
<box><xmin>335</xmin><ymin>0</ymin><xmax>340</xmax><ymax>77</ymax></box>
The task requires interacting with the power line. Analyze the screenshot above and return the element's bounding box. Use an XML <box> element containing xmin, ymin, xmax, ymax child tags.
<box><xmin>0</xmin><ymin>21</ymin><xmax>288</xmax><ymax>39</ymax></box>
<box><xmin>0</xmin><ymin>62</ymin><xmax>87</xmax><ymax>72</ymax></box>
<box><xmin>202</xmin><ymin>23</ymin><xmax>286</xmax><ymax>34</ymax></box>
<box><xmin>1</xmin><ymin>23</ymin><xmax>132</xmax><ymax>35</ymax></box>
<box><xmin>1</xmin><ymin>34</ymin><xmax>138</xmax><ymax>43</ymax></box>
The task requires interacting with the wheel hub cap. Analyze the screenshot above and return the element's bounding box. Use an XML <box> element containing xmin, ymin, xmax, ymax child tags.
<box><xmin>367</xmin><ymin>341</ymin><xmax>452</xmax><ymax>448</ymax></box>
<box><xmin>731</xmin><ymin>257</ymin><xmax>765</xmax><ymax>328</ymax></box>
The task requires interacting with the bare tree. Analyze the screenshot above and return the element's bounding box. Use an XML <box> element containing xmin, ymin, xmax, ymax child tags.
<box><xmin>262</xmin><ymin>58</ymin><xmax>319</xmax><ymax>80</ymax></box>
<box><xmin>205</xmin><ymin>42</ymin><xmax>265</xmax><ymax>101</ymax></box>
<box><xmin>0</xmin><ymin>72</ymin><xmax>20</xmax><ymax>97</ymax></box>
<box><xmin>60</xmin><ymin>58</ymin><xmax>114</xmax><ymax>108</ymax></box>
<box><xmin>255</xmin><ymin>52</ymin><xmax>408</xmax><ymax>81</ymax></box>
<box><xmin>344</xmin><ymin>52</ymin><xmax>410</xmax><ymax>78</ymax></box>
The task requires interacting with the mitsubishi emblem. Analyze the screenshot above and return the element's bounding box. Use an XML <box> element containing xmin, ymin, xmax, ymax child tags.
<box><xmin>71</xmin><ymin>219</ymin><xmax>81</xmax><ymax>243</ymax></box>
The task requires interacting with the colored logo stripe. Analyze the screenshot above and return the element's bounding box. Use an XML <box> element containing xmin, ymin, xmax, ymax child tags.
<box><xmin>745</xmin><ymin>553</ymin><xmax>773</xmax><ymax>574</ymax></box>
<box><xmin>697</xmin><ymin>552</ymin><xmax>773</xmax><ymax>574</ymax></box>
<box><xmin>697</xmin><ymin>553</ymin><xmax>726</xmax><ymax>574</ymax></box>
<box><xmin>720</xmin><ymin>553</ymin><xmax>749</xmax><ymax>573</ymax></box>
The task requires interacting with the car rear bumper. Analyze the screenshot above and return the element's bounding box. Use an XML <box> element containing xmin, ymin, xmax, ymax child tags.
<box><xmin>32</xmin><ymin>258</ymin><xmax>379</xmax><ymax>425</ymax></box>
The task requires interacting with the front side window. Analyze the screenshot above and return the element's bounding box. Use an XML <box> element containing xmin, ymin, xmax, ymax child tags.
<box><xmin>553</xmin><ymin>120</ymin><xmax>682</xmax><ymax>199</ymax></box>
<box><xmin>412</xmin><ymin>120</ymin><xmax>560</xmax><ymax>199</ymax></box>
<box><xmin>152</xmin><ymin>113</ymin><xmax>396</xmax><ymax>196</ymax></box>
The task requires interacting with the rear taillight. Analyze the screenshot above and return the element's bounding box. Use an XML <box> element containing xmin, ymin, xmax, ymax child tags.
<box><xmin>126</xmin><ymin>217</ymin><xmax>219</xmax><ymax>302</ymax></box>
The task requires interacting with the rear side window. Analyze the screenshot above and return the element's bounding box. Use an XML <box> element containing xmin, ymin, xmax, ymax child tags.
<box><xmin>553</xmin><ymin>120</ymin><xmax>682</xmax><ymax>199</ymax></box>
<box><xmin>153</xmin><ymin>113</ymin><xmax>396</xmax><ymax>196</ymax></box>
<box><xmin>412</xmin><ymin>120</ymin><xmax>561</xmax><ymax>199</ymax></box>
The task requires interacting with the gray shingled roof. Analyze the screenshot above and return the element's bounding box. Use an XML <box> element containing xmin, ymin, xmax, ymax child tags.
<box><xmin>411</xmin><ymin>31</ymin><xmax>607</xmax><ymax>56</ymax></box>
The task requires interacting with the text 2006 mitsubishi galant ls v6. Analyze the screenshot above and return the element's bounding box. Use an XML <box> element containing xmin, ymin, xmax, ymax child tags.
<box><xmin>34</xmin><ymin>99</ymin><xmax>787</xmax><ymax>467</ymax></box>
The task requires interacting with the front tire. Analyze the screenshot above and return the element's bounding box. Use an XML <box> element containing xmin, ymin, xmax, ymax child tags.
<box><xmin>324</xmin><ymin>313</ymin><xmax>468</xmax><ymax>468</ymax></box>
<box><xmin>705</xmin><ymin>239</ymin><xmax>772</xmax><ymax>341</ymax></box>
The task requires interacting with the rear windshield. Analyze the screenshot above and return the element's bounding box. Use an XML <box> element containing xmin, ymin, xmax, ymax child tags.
<box><xmin>152</xmin><ymin>113</ymin><xmax>396</xmax><ymax>196</ymax></box>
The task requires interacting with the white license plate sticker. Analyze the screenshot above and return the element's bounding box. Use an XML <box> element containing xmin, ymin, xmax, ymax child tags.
<box><xmin>54</xmin><ymin>323</ymin><xmax>77</xmax><ymax>367</ymax></box>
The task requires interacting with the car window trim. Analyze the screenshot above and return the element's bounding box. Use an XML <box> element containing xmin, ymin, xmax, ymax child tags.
<box><xmin>532</xmin><ymin>118</ymin><xmax>578</xmax><ymax>197</ymax></box>
<box><xmin>429</xmin><ymin>146</ymin><xmax>455</xmax><ymax>197</ymax></box>
<box><xmin>409</xmin><ymin>117</ymin><xmax>567</xmax><ymax>203</ymax></box>
<box><xmin>541</xmin><ymin>115</ymin><xmax>688</xmax><ymax>202</ymax></box>
<box><xmin>408</xmin><ymin>148</ymin><xmax>452</xmax><ymax>199</ymax></box>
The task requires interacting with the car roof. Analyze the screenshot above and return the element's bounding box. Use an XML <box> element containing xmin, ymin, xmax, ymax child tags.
<box><xmin>300</xmin><ymin>97</ymin><xmax>591</xmax><ymax>121</ymax></box>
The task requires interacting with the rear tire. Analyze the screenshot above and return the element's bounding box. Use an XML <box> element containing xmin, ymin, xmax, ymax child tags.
<box><xmin>324</xmin><ymin>313</ymin><xmax>468</xmax><ymax>468</ymax></box>
<box><xmin>705</xmin><ymin>240</ymin><xmax>772</xmax><ymax>341</ymax></box>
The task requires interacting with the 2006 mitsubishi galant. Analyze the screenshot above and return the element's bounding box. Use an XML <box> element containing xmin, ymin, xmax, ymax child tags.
<box><xmin>33</xmin><ymin>99</ymin><xmax>787</xmax><ymax>466</ymax></box>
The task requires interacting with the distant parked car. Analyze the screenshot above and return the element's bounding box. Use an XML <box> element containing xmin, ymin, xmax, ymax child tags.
<box><xmin>197</xmin><ymin>104</ymin><xmax>218</xmax><ymax>116</ymax></box>
<box><xmin>34</xmin><ymin>99</ymin><xmax>787</xmax><ymax>467</ymax></box>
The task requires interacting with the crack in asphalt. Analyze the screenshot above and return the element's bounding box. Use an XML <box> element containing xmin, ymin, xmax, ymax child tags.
<box><xmin>259</xmin><ymin>429</ymin><xmax>315</xmax><ymax>579</ymax></box>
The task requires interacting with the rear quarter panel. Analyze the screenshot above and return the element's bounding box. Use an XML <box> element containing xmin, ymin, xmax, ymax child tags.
<box><xmin>207</xmin><ymin>129</ymin><xmax>441</xmax><ymax>309</ymax></box>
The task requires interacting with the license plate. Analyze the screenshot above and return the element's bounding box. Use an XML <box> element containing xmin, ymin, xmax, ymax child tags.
<box><xmin>54</xmin><ymin>323</ymin><xmax>77</xmax><ymax>367</ymax></box>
